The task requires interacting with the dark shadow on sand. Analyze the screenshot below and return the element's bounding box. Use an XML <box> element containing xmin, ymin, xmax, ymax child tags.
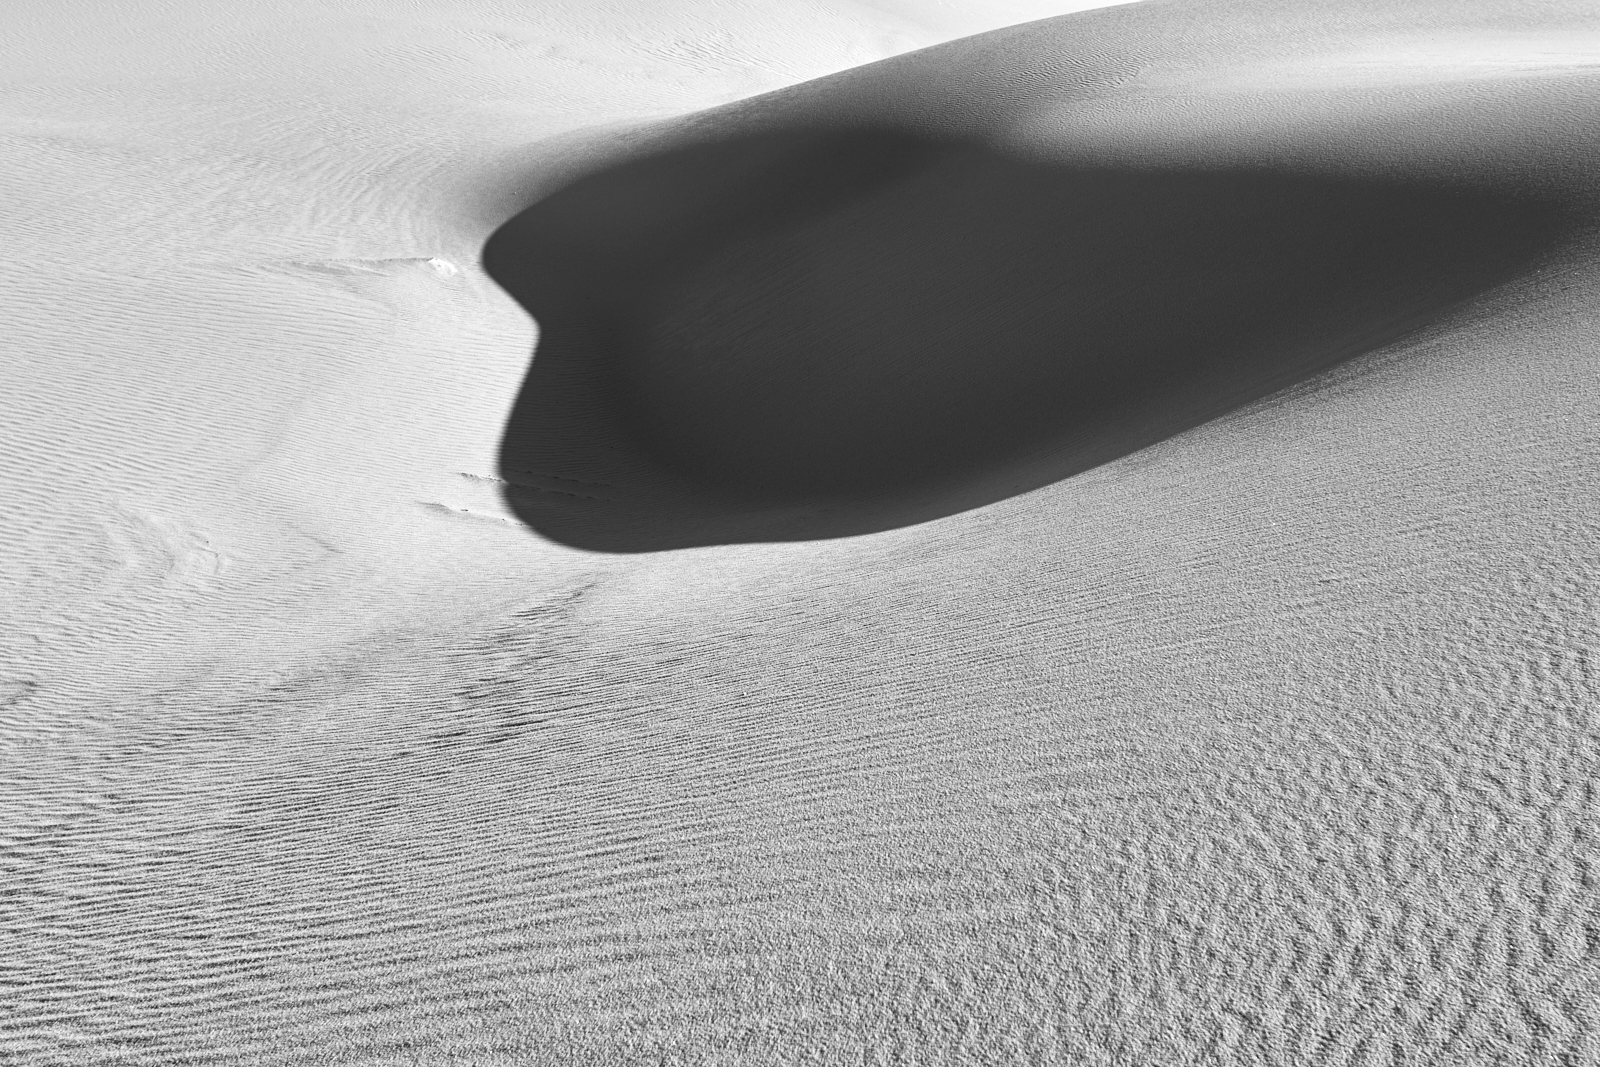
<box><xmin>484</xmin><ymin>127</ymin><xmax>1570</xmax><ymax>552</ymax></box>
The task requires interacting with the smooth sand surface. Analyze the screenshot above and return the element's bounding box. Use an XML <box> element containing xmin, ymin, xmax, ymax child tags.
<box><xmin>6</xmin><ymin>0</ymin><xmax>1600</xmax><ymax>1063</ymax></box>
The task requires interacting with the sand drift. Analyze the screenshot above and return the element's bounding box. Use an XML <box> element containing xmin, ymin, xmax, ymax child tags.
<box><xmin>11</xmin><ymin>0</ymin><xmax>1600</xmax><ymax>1062</ymax></box>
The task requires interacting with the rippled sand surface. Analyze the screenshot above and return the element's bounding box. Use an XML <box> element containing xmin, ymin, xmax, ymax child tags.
<box><xmin>6</xmin><ymin>0</ymin><xmax>1600</xmax><ymax>1063</ymax></box>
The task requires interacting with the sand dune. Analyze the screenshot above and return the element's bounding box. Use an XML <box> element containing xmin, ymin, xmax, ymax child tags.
<box><xmin>488</xmin><ymin>0</ymin><xmax>1600</xmax><ymax>551</ymax></box>
<box><xmin>8</xmin><ymin>0</ymin><xmax>1600</xmax><ymax>1064</ymax></box>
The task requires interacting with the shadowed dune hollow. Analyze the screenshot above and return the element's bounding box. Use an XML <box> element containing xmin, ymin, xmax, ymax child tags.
<box><xmin>486</xmin><ymin>127</ymin><xmax>1570</xmax><ymax>552</ymax></box>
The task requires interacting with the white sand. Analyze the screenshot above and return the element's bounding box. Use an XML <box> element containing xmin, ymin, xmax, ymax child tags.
<box><xmin>5</xmin><ymin>0</ymin><xmax>1600</xmax><ymax>1063</ymax></box>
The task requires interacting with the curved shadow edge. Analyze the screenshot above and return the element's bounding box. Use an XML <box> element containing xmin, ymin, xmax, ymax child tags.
<box><xmin>485</xmin><ymin>125</ymin><xmax>1576</xmax><ymax>552</ymax></box>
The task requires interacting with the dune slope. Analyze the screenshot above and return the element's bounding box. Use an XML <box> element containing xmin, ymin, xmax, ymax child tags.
<box><xmin>8</xmin><ymin>0</ymin><xmax>1600</xmax><ymax>1065</ymax></box>
<box><xmin>489</xmin><ymin>124</ymin><xmax>1575</xmax><ymax>549</ymax></box>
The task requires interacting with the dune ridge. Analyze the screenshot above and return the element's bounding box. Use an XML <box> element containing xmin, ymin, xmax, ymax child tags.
<box><xmin>487</xmin><ymin>0</ymin><xmax>1599</xmax><ymax>551</ymax></box>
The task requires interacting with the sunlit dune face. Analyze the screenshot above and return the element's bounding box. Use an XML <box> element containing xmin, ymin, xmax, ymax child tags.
<box><xmin>1173</xmin><ymin>32</ymin><xmax>1600</xmax><ymax>89</ymax></box>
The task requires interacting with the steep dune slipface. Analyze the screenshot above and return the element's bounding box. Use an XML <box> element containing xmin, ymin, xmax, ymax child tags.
<box><xmin>488</xmin><ymin>123</ymin><xmax>1573</xmax><ymax>550</ymax></box>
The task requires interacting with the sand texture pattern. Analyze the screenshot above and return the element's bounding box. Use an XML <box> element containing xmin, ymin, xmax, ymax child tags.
<box><xmin>5</xmin><ymin>0</ymin><xmax>1600</xmax><ymax>1064</ymax></box>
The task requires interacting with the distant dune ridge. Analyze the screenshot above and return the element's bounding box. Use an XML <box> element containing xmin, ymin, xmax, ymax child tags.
<box><xmin>488</xmin><ymin>0</ymin><xmax>1596</xmax><ymax>551</ymax></box>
